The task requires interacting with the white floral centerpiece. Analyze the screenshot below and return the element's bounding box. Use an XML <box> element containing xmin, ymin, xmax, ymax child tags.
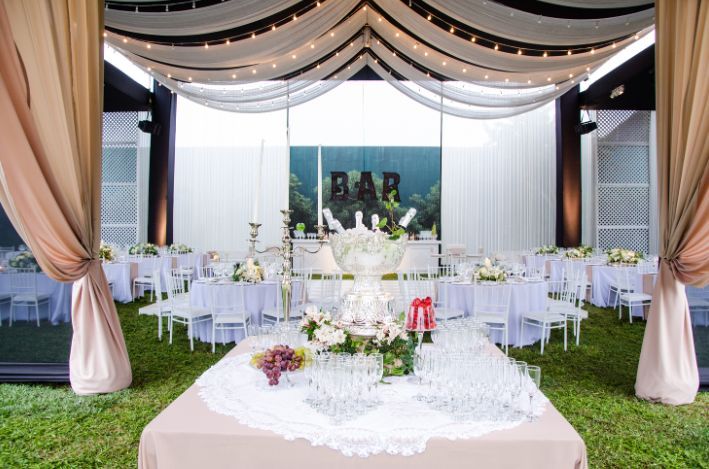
<box><xmin>535</xmin><ymin>245</ymin><xmax>559</xmax><ymax>255</ymax></box>
<box><xmin>564</xmin><ymin>245</ymin><xmax>593</xmax><ymax>259</ymax></box>
<box><xmin>606</xmin><ymin>248</ymin><xmax>644</xmax><ymax>265</ymax></box>
<box><xmin>474</xmin><ymin>258</ymin><xmax>507</xmax><ymax>283</ymax></box>
<box><xmin>128</xmin><ymin>242</ymin><xmax>158</xmax><ymax>256</ymax></box>
<box><xmin>232</xmin><ymin>258</ymin><xmax>264</xmax><ymax>283</ymax></box>
<box><xmin>9</xmin><ymin>251</ymin><xmax>39</xmax><ymax>271</ymax></box>
<box><xmin>300</xmin><ymin>306</ymin><xmax>413</xmax><ymax>376</ymax></box>
<box><xmin>168</xmin><ymin>243</ymin><xmax>193</xmax><ymax>254</ymax></box>
<box><xmin>98</xmin><ymin>242</ymin><xmax>115</xmax><ymax>262</ymax></box>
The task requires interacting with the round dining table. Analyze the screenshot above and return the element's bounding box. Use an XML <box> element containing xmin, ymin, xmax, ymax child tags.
<box><xmin>189</xmin><ymin>279</ymin><xmax>303</xmax><ymax>344</ymax></box>
<box><xmin>438</xmin><ymin>279</ymin><xmax>548</xmax><ymax>347</ymax></box>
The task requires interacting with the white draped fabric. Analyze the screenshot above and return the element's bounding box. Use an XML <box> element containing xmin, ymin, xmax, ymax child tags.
<box><xmin>104</xmin><ymin>0</ymin><xmax>654</xmax><ymax>116</ymax></box>
<box><xmin>441</xmin><ymin>102</ymin><xmax>557</xmax><ymax>252</ymax></box>
<box><xmin>173</xmin><ymin>99</ymin><xmax>288</xmax><ymax>252</ymax></box>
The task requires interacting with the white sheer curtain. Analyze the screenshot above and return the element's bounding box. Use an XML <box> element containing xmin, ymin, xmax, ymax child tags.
<box><xmin>441</xmin><ymin>102</ymin><xmax>556</xmax><ymax>254</ymax></box>
<box><xmin>173</xmin><ymin>97</ymin><xmax>288</xmax><ymax>252</ymax></box>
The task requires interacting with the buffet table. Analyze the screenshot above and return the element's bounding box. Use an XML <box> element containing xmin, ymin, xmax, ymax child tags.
<box><xmin>138</xmin><ymin>339</ymin><xmax>587</xmax><ymax>469</ymax></box>
<box><xmin>438</xmin><ymin>280</ymin><xmax>548</xmax><ymax>347</ymax></box>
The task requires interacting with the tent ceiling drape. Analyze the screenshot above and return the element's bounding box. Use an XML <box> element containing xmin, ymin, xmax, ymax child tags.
<box><xmin>104</xmin><ymin>0</ymin><xmax>654</xmax><ymax>117</ymax></box>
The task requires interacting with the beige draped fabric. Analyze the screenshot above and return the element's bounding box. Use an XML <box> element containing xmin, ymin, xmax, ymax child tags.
<box><xmin>635</xmin><ymin>0</ymin><xmax>709</xmax><ymax>405</ymax></box>
<box><xmin>0</xmin><ymin>0</ymin><xmax>131</xmax><ymax>394</ymax></box>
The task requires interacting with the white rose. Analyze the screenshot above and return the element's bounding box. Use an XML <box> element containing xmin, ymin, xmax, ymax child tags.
<box><xmin>484</xmin><ymin>258</ymin><xmax>493</xmax><ymax>268</ymax></box>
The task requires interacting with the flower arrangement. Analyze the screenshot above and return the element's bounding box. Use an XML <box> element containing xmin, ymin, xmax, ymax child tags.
<box><xmin>536</xmin><ymin>245</ymin><xmax>559</xmax><ymax>255</ymax></box>
<box><xmin>300</xmin><ymin>306</ymin><xmax>414</xmax><ymax>376</ymax></box>
<box><xmin>168</xmin><ymin>243</ymin><xmax>193</xmax><ymax>254</ymax></box>
<box><xmin>9</xmin><ymin>251</ymin><xmax>39</xmax><ymax>271</ymax></box>
<box><xmin>128</xmin><ymin>242</ymin><xmax>158</xmax><ymax>256</ymax></box>
<box><xmin>232</xmin><ymin>258</ymin><xmax>264</xmax><ymax>283</ymax></box>
<box><xmin>474</xmin><ymin>258</ymin><xmax>507</xmax><ymax>283</ymax></box>
<box><xmin>606</xmin><ymin>248</ymin><xmax>644</xmax><ymax>265</ymax></box>
<box><xmin>98</xmin><ymin>242</ymin><xmax>115</xmax><ymax>262</ymax></box>
<box><xmin>564</xmin><ymin>245</ymin><xmax>593</xmax><ymax>259</ymax></box>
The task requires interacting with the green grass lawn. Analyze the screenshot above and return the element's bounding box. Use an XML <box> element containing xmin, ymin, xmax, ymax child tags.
<box><xmin>0</xmin><ymin>298</ymin><xmax>707</xmax><ymax>468</ymax></box>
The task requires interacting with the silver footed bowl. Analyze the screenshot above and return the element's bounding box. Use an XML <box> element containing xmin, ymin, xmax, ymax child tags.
<box><xmin>329</xmin><ymin>231</ymin><xmax>407</xmax><ymax>336</ymax></box>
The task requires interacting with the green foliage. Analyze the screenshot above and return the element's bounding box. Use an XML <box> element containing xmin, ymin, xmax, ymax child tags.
<box><xmin>289</xmin><ymin>173</ymin><xmax>315</xmax><ymax>231</ymax></box>
<box><xmin>406</xmin><ymin>181</ymin><xmax>441</xmax><ymax>235</ymax></box>
<box><xmin>0</xmin><ymin>298</ymin><xmax>707</xmax><ymax>467</ymax></box>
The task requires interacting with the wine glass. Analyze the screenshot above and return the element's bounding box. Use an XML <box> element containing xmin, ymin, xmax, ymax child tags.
<box><xmin>525</xmin><ymin>366</ymin><xmax>541</xmax><ymax>422</ymax></box>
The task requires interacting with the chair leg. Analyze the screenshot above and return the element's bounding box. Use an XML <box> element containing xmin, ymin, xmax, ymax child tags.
<box><xmin>158</xmin><ymin>312</ymin><xmax>163</xmax><ymax>340</ymax></box>
<box><xmin>9</xmin><ymin>303</ymin><xmax>13</xmax><ymax>327</ymax></box>
<box><xmin>629</xmin><ymin>304</ymin><xmax>633</xmax><ymax>324</ymax></box>
<box><xmin>189</xmin><ymin>318</ymin><xmax>194</xmax><ymax>352</ymax></box>
<box><xmin>504</xmin><ymin>325</ymin><xmax>508</xmax><ymax>355</ymax></box>
<box><xmin>212</xmin><ymin>321</ymin><xmax>216</xmax><ymax>353</ymax></box>
<box><xmin>563</xmin><ymin>321</ymin><xmax>568</xmax><ymax>351</ymax></box>
<box><xmin>169</xmin><ymin>317</ymin><xmax>174</xmax><ymax>344</ymax></box>
<box><xmin>540</xmin><ymin>324</ymin><xmax>545</xmax><ymax>355</ymax></box>
<box><xmin>35</xmin><ymin>302</ymin><xmax>40</xmax><ymax>326</ymax></box>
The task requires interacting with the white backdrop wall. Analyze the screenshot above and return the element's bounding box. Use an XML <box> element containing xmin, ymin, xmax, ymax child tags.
<box><xmin>441</xmin><ymin>102</ymin><xmax>556</xmax><ymax>254</ymax></box>
<box><xmin>173</xmin><ymin>98</ymin><xmax>288</xmax><ymax>252</ymax></box>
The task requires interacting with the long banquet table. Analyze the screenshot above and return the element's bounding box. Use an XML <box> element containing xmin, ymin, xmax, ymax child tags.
<box><xmin>138</xmin><ymin>339</ymin><xmax>587</xmax><ymax>469</ymax></box>
<box><xmin>438</xmin><ymin>280</ymin><xmax>548</xmax><ymax>347</ymax></box>
<box><xmin>189</xmin><ymin>279</ymin><xmax>304</xmax><ymax>344</ymax></box>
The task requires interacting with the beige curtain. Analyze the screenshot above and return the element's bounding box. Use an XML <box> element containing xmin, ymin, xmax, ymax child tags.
<box><xmin>635</xmin><ymin>0</ymin><xmax>709</xmax><ymax>405</ymax></box>
<box><xmin>0</xmin><ymin>1</ymin><xmax>132</xmax><ymax>394</ymax></box>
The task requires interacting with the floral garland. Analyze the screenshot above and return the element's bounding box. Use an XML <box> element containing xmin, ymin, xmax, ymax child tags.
<box><xmin>232</xmin><ymin>258</ymin><xmax>264</xmax><ymax>283</ymax></box>
<box><xmin>474</xmin><ymin>258</ymin><xmax>507</xmax><ymax>282</ymax></box>
<box><xmin>128</xmin><ymin>242</ymin><xmax>158</xmax><ymax>256</ymax></box>
<box><xmin>300</xmin><ymin>307</ymin><xmax>414</xmax><ymax>377</ymax></box>
<box><xmin>168</xmin><ymin>243</ymin><xmax>193</xmax><ymax>254</ymax></box>
<box><xmin>98</xmin><ymin>242</ymin><xmax>115</xmax><ymax>262</ymax></box>
<box><xmin>9</xmin><ymin>252</ymin><xmax>39</xmax><ymax>271</ymax></box>
<box><xmin>535</xmin><ymin>245</ymin><xmax>559</xmax><ymax>255</ymax></box>
<box><xmin>606</xmin><ymin>248</ymin><xmax>644</xmax><ymax>265</ymax></box>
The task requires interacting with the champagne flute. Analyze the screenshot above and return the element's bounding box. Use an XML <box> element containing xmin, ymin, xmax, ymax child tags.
<box><xmin>525</xmin><ymin>366</ymin><xmax>541</xmax><ymax>422</ymax></box>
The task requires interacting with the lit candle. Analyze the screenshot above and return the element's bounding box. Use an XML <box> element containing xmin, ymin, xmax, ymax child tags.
<box><xmin>317</xmin><ymin>145</ymin><xmax>323</xmax><ymax>226</ymax></box>
<box><xmin>253</xmin><ymin>139</ymin><xmax>264</xmax><ymax>222</ymax></box>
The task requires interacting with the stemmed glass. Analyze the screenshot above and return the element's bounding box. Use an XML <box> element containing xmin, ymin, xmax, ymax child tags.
<box><xmin>525</xmin><ymin>366</ymin><xmax>541</xmax><ymax>422</ymax></box>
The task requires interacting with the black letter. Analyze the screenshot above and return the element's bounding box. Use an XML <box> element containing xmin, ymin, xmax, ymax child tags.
<box><xmin>357</xmin><ymin>171</ymin><xmax>377</xmax><ymax>201</ymax></box>
<box><xmin>330</xmin><ymin>171</ymin><xmax>349</xmax><ymax>200</ymax></box>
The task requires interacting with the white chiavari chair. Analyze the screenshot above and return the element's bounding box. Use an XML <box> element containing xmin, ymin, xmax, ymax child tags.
<box><xmin>209</xmin><ymin>284</ymin><xmax>250</xmax><ymax>353</ymax></box>
<box><xmin>9</xmin><ymin>268</ymin><xmax>50</xmax><ymax>326</ymax></box>
<box><xmin>167</xmin><ymin>274</ymin><xmax>211</xmax><ymax>351</ymax></box>
<box><xmin>473</xmin><ymin>285</ymin><xmax>512</xmax><ymax>354</ymax></box>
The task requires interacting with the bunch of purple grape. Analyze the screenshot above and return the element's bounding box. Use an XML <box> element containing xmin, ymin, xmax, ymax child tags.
<box><xmin>258</xmin><ymin>345</ymin><xmax>303</xmax><ymax>386</ymax></box>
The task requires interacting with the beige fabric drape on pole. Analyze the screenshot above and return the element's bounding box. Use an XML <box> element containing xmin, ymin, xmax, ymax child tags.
<box><xmin>635</xmin><ymin>0</ymin><xmax>709</xmax><ymax>405</ymax></box>
<box><xmin>0</xmin><ymin>0</ymin><xmax>132</xmax><ymax>394</ymax></box>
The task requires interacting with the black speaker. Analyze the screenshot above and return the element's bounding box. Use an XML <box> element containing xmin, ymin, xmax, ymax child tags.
<box><xmin>574</xmin><ymin>121</ymin><xmax>598</xmax><ymax>135</ymax></box>
<box><xmin>138</xmin><ymin>120</ymin><xmax>162</xmax><ymax>135</ymax></box>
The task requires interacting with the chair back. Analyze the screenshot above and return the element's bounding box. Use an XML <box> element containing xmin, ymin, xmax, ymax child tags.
<box><xmin>164</xmin><ymin>274</ymin><xmax>185</xmax><ymax>305</ymax></box>
<box><xmin>152</xmin><ymin>270</ymin><xmax>164</xmax><ymax>308</ymax></box>
<box><xmin>10</xmin><ymin>269</ymin><xmax>38</xmax><ymax>295</ymax></box>
<box><xmin>198</xmin><ymin>265</ymin><xmax>216</xmax><ymax>279</ymax></box>
<box><xmin>210</xmin><ymin>285</ymin><xmax>247</xmax><ymax>321</ymax></box>
<box><xmin>473</xmin><ymin>285</ymin><xmax>511</xmax><ymax>320</ymax></box>
<box><xmin>319</xmin><ymin>272</ymin><xmax>342</xmax><ymax>304</ymax></box>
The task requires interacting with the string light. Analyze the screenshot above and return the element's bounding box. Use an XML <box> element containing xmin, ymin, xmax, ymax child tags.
<box><xmin>517</xmin><ymin>49</ymin><xmax>522</xmax><ymax>55</ymax></box>
<box><xmin>272</xmin><ymin>25</ymin><xmax>276</xmax><ymax>31</ymax></box>
<box><xmin>442</xmin><ymin>61</ymin><xmax>447</xmax><ymax>66</ymax></box>
<box><xmin>567</xmin><ymin>50</ymin><xmax>572</xmax><ymax>55</ymax></box>
<box><xmin>188</xmin><ymin>76</ymin><xmax>192</xmax><ymax>81</ymax></box>
<box><xmin>231</xmin><ymin>73</ymin><xmax>236</xmax><ymax>78</ymax></box>
<box><xmin>547</xmin><ymin>77</ymin><xmax>551</xmax><ymax>82</ymax></box>
<box><xmin>484</xmin><ymin>74</ymin><xmax>489</xmax><ymax>79</ymax></box>
<box><xmin>226</xmin><ymin>39</ymin><xmax>230</xmax><ymax>45</ymax></box>
<box><xmin>527</xmin><ymin>79</ymin><xmax>531</xmax><ymax>84</ymax></box>
<box><xmin>543</xmin><ymin>51</ymin><xmax>548</xmax><ymax>57</ymax></box>
<box><xmin>167</xmin><ymin>73</ymin><xmax>172</xmax><ymax>78</ymax></box>
<box><xmin>590</xmin><ymin>48</ymin><xmax>595</xmax><ymax>54</ymax></box>
<box><xmin>471</xmin><ymin>36</ymin><xmax>476</xmax><ymax>43</ymax></box>
<box><xmin>634</xmin><ymin>33</ymin><xmax>639</xmax><ymax>39</ymax></box>
<box><xmin>462</xmin><ymin>68</ymin><xmax>467</xmax><ymax>73</ymax></box>
<box><xmin>292</xmin><ymin>54</ymin><xmax>297</xmax><ymax>59</ymax></box>
<box><xmin>146</xmin><ymin>43</ymin><xmax>151</xmax><ymax>49</ymax></box>
<box><xmin>427</xmin><ymin>14</ymin><xmax>432</xmax><ymax>21</ymax></box>
<box><xmin>293</xmin><ymin>14</ymin><xmax>297</xmax><ymax>20</ymax></box>
<box><xmin>252</xmin><ymin>69</ymin><xmax>257</xmax><ymax>74</ymax></box>
<box><xmin>272</xmin><ymin>63</ymin><xmax>277</xmax><ymax>68</ymax></box>
<box><xmin>103</xmin><ymin>32</ymin><xmax>107</xmax><ymax>38</ymax></box>
<box><xmin>494</xmin><ymin>44</ymin><xmax>499</xmax><ymax>50</ymax></box>
<box><xmin>204</xmin><ymin>43</ymin><xmax>209</xmax><ymax>49</ymax></box>
<box><xmin>122</xmin><ymin>37</ymin><xmax>128</xmax><ymax>43</ymax></box>
<box><xmin>568</xmin><ymin>73</ymin><xmax>573</xmax><ymax>78</ymax></box>
<box><xmin>449</xmin><ymin>27</ymin><xmax>455</xmax><ymax>33</ymax></box>
<box><xmin>252</xmin><ymin>32</ymin><xmax>256</xmax><ymax>39</ymax></box>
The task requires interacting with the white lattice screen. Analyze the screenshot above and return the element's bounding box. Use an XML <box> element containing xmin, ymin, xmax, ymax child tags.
<box><xmin>101</xmin><ymin>112</ymin><xmax>140</xmax><ymax>247</ymax></box>
<box><xmin>595</xmin><ymin>110</ymin><xmax>651</xmax><ymax>253</ymax></box>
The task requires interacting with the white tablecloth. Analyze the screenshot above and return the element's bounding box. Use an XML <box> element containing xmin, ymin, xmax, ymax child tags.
<box><xmin>102</xmin><ymin>262</ymin><xmax>137</xmax><ymax>303</ymax></box>
<box><xmin>524</xmin><ymin>254</ymin><xmax>560</xmax><ymax>274</ymax></box>
<box><xmin>438</xmin><ymin>281</ymin><xmax>548</xmax><ymax>347</ymax></box>
<box><xmin>591</xmin><ymin>265</ymin><xmax>655</xmax><ymax>317</ymax></box>
<box><xmin>189</xmin><ymin>280</ymin><xmax>303</xmax><ymax>344</ymax></box>
<box><xmin>0</xmin><ymin>272</ymin><xmax>72</xmax><ymax>324</ymax></box>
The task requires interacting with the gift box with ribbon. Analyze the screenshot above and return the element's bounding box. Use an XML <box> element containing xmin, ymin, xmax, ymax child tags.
<box><xmin>406</xmin><ymin>296</ymin><xmax>436</xmax><ymax>331</ymax></box>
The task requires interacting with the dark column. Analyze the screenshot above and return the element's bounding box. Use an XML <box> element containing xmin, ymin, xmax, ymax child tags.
<box><xmin>147</xmin><ymin>82</ymin><xmax>176</xmax><ymax>246</ymax></box>
<box><xmin>555</xmin><ymin>86</ymin><xmax>582</xmax><ymax>247</ymax></box>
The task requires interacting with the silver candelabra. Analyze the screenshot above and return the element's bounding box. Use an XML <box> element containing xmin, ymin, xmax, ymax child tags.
<box><xmin>247</xmin><ymin>212</ymin><xmax>326</xmax><ymax>322</ymax></box>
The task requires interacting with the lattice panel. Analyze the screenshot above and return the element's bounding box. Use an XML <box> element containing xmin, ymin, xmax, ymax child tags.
<box><xmin>597</xmin><ymin>110</ymin><xmax>650</xmax><ymax>142</ymax></box>
<box><xmin>100</xmin><ymin>226</ymin><xmax>138</xmax><ymax>248</ymax></box>
<box><xmin>102</xmin><ymin>112</ymin><xmax>139</xmax><ymax>144</ymax></box>
<box><xmin>101</xmin><ymin>112</ymin><xmax>140</xmax><ymax>246</ymax></box>
<box><xmin>595</xmin><ymin>110</ymin><xmax>652</xmax><ymax>253</ymax></box>
<box><xmin>101</xmin><ymin>185</ymin><xmax>137</xmax><ymax>224</ymax></box>
<box><xmin>102</xmin><ymin>147</ymin><xmax>137</xmax><ymax>183</ymax></box>
<box><xmin>597</xmin><ymin>145</ymin><xmax>649</xmax><ymax>184</ymax></box>
<box><xmin>597</xmin><ymin>228</ymin><xmax>649</xmax><ymax>253</ymax></box>
<box><xmin>598</xmin><ymin>186</ymin><xmax>649</xmax><ymax>226</ymax></box>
